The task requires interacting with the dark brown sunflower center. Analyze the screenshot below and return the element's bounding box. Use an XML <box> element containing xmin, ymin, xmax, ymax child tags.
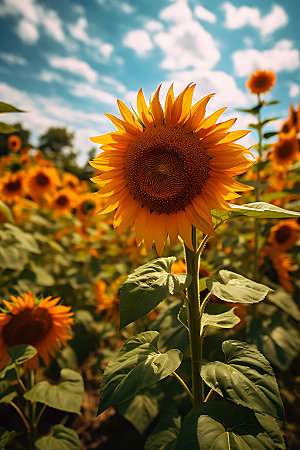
<box><xmin>3</xmin><ymin>307</ymin><xmax>52</xmax><ymax>346</ymax></box>
<box><xmin>125</xmin><ymin>126</ymin><xmax>211</xmax><ymax>214</ymax></box>
<box><xmin>56</xmin><ymin>195</ymin><xmax>68</xmax><ymax>206</ymax></box>
<box><xmin>6</xmin><ymin>179</ymin><xmax>21</xmax><ymax>192</ymax></box>
<box><xmin>36</xmin><ymin>173</ymin><xmax>50</xmax><ymax>186</ymax></box>
<box><xmin>257</xmin><ymin>77</ymin><xmax>267</xmax><ymax>87</ymax></box>
<box><xmin>81</xmin><ymin>200</ymin><xmax>95</xmax><ymax>215</ymax></box>
<box><xmin>275</xmin><ymin>225</ymin><xmax>291</xmax><ymax>244</ymax></box>
<box><xmin>277</xmin><ymin>142</ymin><xmax>293</xmax><ymax>159</ymax></box>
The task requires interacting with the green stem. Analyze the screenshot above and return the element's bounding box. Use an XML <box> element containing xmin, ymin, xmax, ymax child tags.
<box><xmin>204</xmin><ymin>388</ymin><xmax>214</xmax><ymax>403</ymax></box>
<box><xmin>26</xmin><ymin>371</ymin><xmax>36</xmax><ymax>450</ymax></box>
<box><xmin>9</xmin><ymin>401</ymin><xmax>30</xmax><ymax>433</ymax></box>
<box><xmin>172</xmin><ymin>371</ymin><xmax>194</xmax><ymax>404</ymax></box>
<box><xmin>184</xmin><ymin>227</ymin><xmax>203</xmax><ymax>404</ymax></box>
<box><xmin>15</xmin><ymin>365</ymin><xmax>27</xmax><ymax>392</ymax></box>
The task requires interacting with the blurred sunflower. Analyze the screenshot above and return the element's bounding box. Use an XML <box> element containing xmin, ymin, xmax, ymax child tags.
<box><xmin>51</xmin><ymin>188</ymin><xmax>76</xmax><ymax>216</ymax></box>
<box><xmin>0</xmin><ymin>171</ymin><xmax>25</xmax><ymax>204</ymax></box>
<box><xmin>62</xmin><ymin>172</ymin><xmax>80</xmax><ymax>190</ymax></box>
<box><xmin>262</xmin><ymin>246</ymin><xmax>295</xmax><ymax>293</ymax></box>
<box><xmin>268</xmin><ymin>219</ymin><xmax>299</xmax><ymax>252</ymax></box>
<box><xmin>246</xmin><ymin>70</ymin><xmax>276</xmax><ymax>95</ymax></box>
<box><xmin>94</xmin><ymin>280</ymin><xmax>119</xmax><ymax>322</ymax></box>
<box><xmin>7</xmin><ymin>135</ymin><xmax>22</xmax><ymax>152</ymax></box>
<box><xmin>25</xmin><ymin>166</ymin><xmax>60</xmax><ymax>199</ymax></box>
<box><xmin>0</xmin><ymin>291</ymin><xmax>74</xmax><ymax>370</ymax></box>
<box><xmin>76</xmin><ymin>192</ymin><xmax>100</xmax><ymax>220</ymax></box>
<box><xmin>269</xmin><ymin>128</ymin><xmax>298</xmax><ymax>168</ymax></box>
<box><xmin>90</xmin><ymin>83</ymin><xmax>253</xmax><ymax>255</ymax></box>
<box><xmin>281</xmin><ymin>104</ymin><xmax>299</xmax><ymax>133</ymax></box>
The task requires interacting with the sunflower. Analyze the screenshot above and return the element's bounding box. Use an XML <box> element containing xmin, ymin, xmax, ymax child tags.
<box><xmin>268</xmin><ymin>219</ymin><xmax>299</xmax><ymax>252</ymax></box>
<box><xmin>281</xmin><ymin>105</ymin><xmax>299</xmax><ymax>133</ymax></box>
<box><xmin>246</xmin><ymin>70</ymin><xmax>276</xmax><ymax>95</ymax></box>
<box><xmin>62</xmin><ymin>172</ymin><xmax>80</xmax><ymax>190</ymax></box>
<box><xmin>0</xmin><ymin>171</ymin><xmax>25</xmax><ymax>204</ymax></box>
<box><xmin>76</xmin><ymin>192</ymin><xmax>100</xmax><ymax>220</ymax></box>
<box><xmin>7</xmin><ymin>135</ymin><xmax>22</xmax><ymax>152</ymax></box>
<box><xmin>51</xmin><ymin>188</ymin><xmax>76</xmax><ymax>216</ymax></box>
<box><xmin>0</xmin><ymin>291</ymin><xmax>73</xmax><ymax>370</ymax></box>
<box><xmin>90</xmin><ymin>83</ymin><xmax>254</xmax><ymax>255</ymax></box>
<box><xmin>25</xmin><ymin>166</ymin><xmax>60</xmax><ymax>199</ymax></box>
<box><xmin>269</xmin><ymin>128</ymin><xmax>299</xmax><ymax>168</ymax></box>
<box><xmin>94</xmin><ymin>280</ymin><xmax>119</xmax><ymax>321</ymax></box>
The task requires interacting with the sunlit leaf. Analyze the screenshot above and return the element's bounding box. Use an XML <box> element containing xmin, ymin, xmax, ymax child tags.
<box><xmin>98</xmin><ymin>331</ymin><xmax>182</xmax><ymax>414</ymax></box>
<box><xmin>201</xmin><ymin>340</ymin><xmax>285</xmax><ymax>420</ymax></box>
<box><xmin>0</xmin><ymin>381</ymin><xmax>17</xmax><ymax>404</ymax></box>
<box><xmin>206</xmin><ymin>270</ymin><xmax>272</xmax><ymax>304</ymax></box>
<box><xmin>177</xmin><ymin>401</ymin><xmax>285</xmax><ymax>449</ymax></box>
<box><xmin>119</xmin><ymin>257</ymin><xmax>191</xmax><ymax>328</ymax></box>
<box><xmin>24</xmin><ymin>369</ymin><xmax>84</xmax><ymax>414</ymax></box>
<box><xmin>0</xmin><ymin>201</ymin><xmax>13</xmax><ymax>222</ymax></box>
<box><xmin>0</xmin><ymin>122</ymin><xmax>18</xmax><ymax>133</ymax></box>
<box><xmin>0</xmin><ymin>345</ymin><xmax>38</xmax><ymax>378</ymax></box>
<box><xmin>0</xmin><ymin>102</ymin><xmax>25</xmax><ymax>114</ymax></box>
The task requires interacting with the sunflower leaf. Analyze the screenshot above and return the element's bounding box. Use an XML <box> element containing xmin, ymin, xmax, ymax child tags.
<box><xmin>201</xmin><ymin>340</ymin><xmax>285</xmax><ymax>421</ymax></box>
<box><xmin>0</xmin><ymin>381</ymin><xmax>17</xmax><ymax>403</ymax></box>
<box><xmin>0</xmin><ymin>102</ymin><xmax>25</xmax><ymax>114</ymax></box>
<box><xmin>206</xmin><ymin>270</ymin><xmax>272</xmax><ymax>304</ymax></box>
<box><xmin>177</xmin><ymin>400</ymin><xmax>285</xmax><ymax>450</ymax></box>
<box><xmin>24</xmin><ymin>369</ymin><xmax>84</xmax><ymax>414</ymax></box>
<box><xmin>213</xmin><ymin>202</ymin><xmax>300</xmax><ymax>224</ymax></box>
<box><xmin>0</xmin><ymin>201</ymin><xmax>13</xmax><ymax>222</ymax></box>
<box><xmin>0</xmin><ymin>345</ymin><xmax>38</xmax><ymax>378</ymax></box>
<box><xmin>0</xmin><ymin>122</ymin><xmax>18</xmax><ymax>133</ymax></box>
<box><xmin>119</xmin><ymin>257</ymin><xmax>191</xmax><ymax>329</ymax></box>
<box><xmin>145</xmin><ymin>413</ymin><xmax>181</xmax><ymax>450</ymax></box>
<box><xmin>35</xmin><ymin>425</ymin><xmax>81</xmax><ymax>450</ymax></box>
<box><xmin>98</xmin><ymin>331</ymin><xmax>182</xmax><ymax>415</ymax></box>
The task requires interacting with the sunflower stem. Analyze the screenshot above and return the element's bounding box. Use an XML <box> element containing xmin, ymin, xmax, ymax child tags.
<box><xmin>184</xmin><ymin>227</ymin><xmax>204</xmax><ymax>404</ymax></box>
<box><xmin>26</xmin><ymin>370</ymin><xmax>37</xmax><ymax>450</ymax></box>
<box><xmin>254</xmin><ymin>94</ymin><xmax>263</xmax><ymax>280</ymax></box>
<box><xmin>172</xmin><ymin>371</ymin><xmax>194</xmax><ymax>404</ymax></box>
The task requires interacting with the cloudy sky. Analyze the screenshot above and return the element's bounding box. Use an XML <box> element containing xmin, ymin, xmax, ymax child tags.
<box><xmin>0</xmin><ymin>0</ymin><xmax>299</xmax><ymax>163</ymax></box>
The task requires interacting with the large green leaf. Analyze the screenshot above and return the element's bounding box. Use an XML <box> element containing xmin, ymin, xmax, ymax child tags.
<box><xmin>35</xmin><ymin>425</ymin><xmax>81</xmax><ymax>450</ymax></box>
<box><xmin>201</xmin><ymin>340</ymin><xmax>284</xmax><ymax>420</ymax></box>
<box><xmin>178</xmin><ymin>305</ymin><xmax>240</xmax><ymax>333</ymax></box>
<box><xmin>24</xmin><ymin>369</ymin><xmax>84</xmax><ymax>414</ymax></box>
<box><xmin>177</xmin><ymin>401</ymin><xmax>285</xmax><ymax>449</ymax></box>
<box><xmin>118</xmin><ymin>393</ymin><xmax>159</xmax><ymax>434</ymax></box>
<box><xmin>248</xmin><ymin>317</ymin><xmax>300</xmax><ymax>370</ymax></box>
<box><xmin>4</xmin><ymin>223</ymin><xmax>41</xmax><ymax>254</ymax></box>
<box><xmin>98</xmin><ymin>331</ymin><xmax>182</xmax><ymax>414</ymax></box>
<box><xmin>0</xmin><ymin>345</ymin><xmax>38</xmax><ymax>378</ymax></box>
<box><xmin>0</xmin><ymin>122</ymin><xmax>18</xmax><ymax>133</ymax></box>
<box><xmin>0</xmin><ymin>381</ymin><xmax>17</xmax><ymax>404</ymax></box>
<box><xmin>212</xmin><ymin>202</ymin><xmax>299</xmax><ymax>224</ymax></box>
<box><xmin>119</xmin><ymin>257</ymin><xmax>191</xmax><ymax>328</ymax></box>
<box><xmin>145</xmin><ymin>414</ymin><xmax>180</xmax><ymax>450</ymax></box>
<box><xmin>206</xmin><ymin>270</ymin><xmax>272</xmax><ymax>304</ymax></box>
<box><xmin>268</xmin><ymin>289</ymin><xmax>300</xmax><ymax>321</ymax></box>
<box><xmin>0</xmin><ymin>102</ymin><xmax>25</xmax><ymax>114</ymax></box>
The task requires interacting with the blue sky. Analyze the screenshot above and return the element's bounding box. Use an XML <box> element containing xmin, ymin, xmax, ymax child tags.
<box><xmin>0</xmin><ymin>0</ymin><xmax>299</xmax><ymax>163</ymax></box>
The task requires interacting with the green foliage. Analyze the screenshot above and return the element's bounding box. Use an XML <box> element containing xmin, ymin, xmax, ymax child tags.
<box><xmin>0</xmin><ymin>345</ymin><xmax>38</xmax><ymax>378</ymax></box>
<box><xmin>0</xmin><ymin>102</ymin><xmax>25</xmax><ymax>114</ymax></box>
<box><xmin>177</xmin><ymin>401</ymin><xmax>285</xmax><ymax>449</ymax></box>
<box><xmin>98</xmin><ymin>331</ymin><xmax>182</xmax><ymax>414</ymax></box>
<box><xmin>145</xmin><ymin>414</ymin><xmax>180</xmax><ymax>450</ymax></box>
<box><xmin>118</xmin><ymin>393</ymin><xmax>159</xmax><ymax>434</ymax></box>
<box><xmin>24</xmin><ymin>369</ymin><xmax>84</xmax><ymax>414</ymax></box>
<box><xmin>35</xmin><ymin>425</ymin><xmax>81</xmax><ymax>450</ymax></box>
<box><xmin>201</xmin><ymin>340</ymin><xmax>285</xmax><ymax>420</ymax></box>
<box><xmin>0</xmin><ymin>381</ymin><xmax>17</xmax><ymax>404</ymax></box>
<box><xmin>206</xmin><ymin>270</ymin><xmax>272</xmax><ymax>304</ymax></box>
<box><xmin>213</xmin><ymin>202</ymin><xmax>300</xmax><ymax>224</ymax></box>
<box><xmin>119</xmin><ymin>257</ymin><xmax>191</xmax><ymax>328</ymax></box>
<box><xmin>0</xmin><ymin>427</ymin><xmax>16</xmax><ymax>449</ymax></box>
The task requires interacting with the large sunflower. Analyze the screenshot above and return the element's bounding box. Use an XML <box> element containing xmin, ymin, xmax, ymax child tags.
<box><xmin>90</xmin><ymin>84</ymin><xmax>254</xmax><ymax>255</ymax></box>
<box><xmin>0</xmin><ymin>291</ymin><xmax>74</xmax><ymax>370</ymax></box>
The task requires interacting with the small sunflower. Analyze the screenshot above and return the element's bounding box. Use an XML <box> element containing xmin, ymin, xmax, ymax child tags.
<box><xmin>25</xmin><ymin>166</ymin><xmax>60</xmax><ymax>199</ymax></box>
<box><xmin>94</xmin><ymin>280</ymin><xmax>119</xmax><ymax>321</ymax></box>
<box><xmin>0</xmin><ymin>291</ymin><xmax>74</xmax><ymax>370</ymax></box>
<box><xmin>0</xmin><ymin>171</ymin><xmax>24</xmax><ymax>204</ymax></box>
<box><xmin>51</xmin><ymin>188</ymin><xmax>76</xmax><ymax>216</ymax></box>
<box><xmin>62</xmin><ymin>172</ymin><xmax>80</xmax><ymax>190</ymax></box>
<box><xmin>7</xmin><ymin>135</ymin><xmax>22</xmax><ymax>152</ymax></box>
<box><xmin>76</xmin><ymin>192</ymin><xmax>100</xmax><ymax>220</ymax></box>
<box><xmin>269</xmin><ymin>128</ymin><xmax>299</xmax><ymax>168</ymax></box>
<box><xmin>246</xmin><ymin>70</ymin><xmax>276</xmax><ymax>95</ymax></box>
<box><xmin>268</xmin><ymin>219</ymin><xmax>299</xmax><ymax>252</ymax></box>
<box><xmin>90</xmin><ymin>83</ymin><xmax>254</xmax><ymax>255</ymax></box>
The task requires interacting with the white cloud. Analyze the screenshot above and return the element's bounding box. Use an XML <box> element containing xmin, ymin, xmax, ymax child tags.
<box><xmin>145</xmin><ymin>20</ymin><xmax>164</xmax><ymax>32</ymax></box>
<box><xmin>96</xmin><ymin>0</ymin><xmax>135</xmax><ymax>14</ymax></box>
<box><xmin>16</xmin><ymin>18</ymin><xmax>39</xmax><ymax>44</ymax></box>
<box><xmin>152</xmin><ymin>0</ymin><xmax>220</xmax><ymax>70</ymax></box>
<box><xmin>70</xmin><ymin>82</ymin><xmax>116</xmax><ymax>105</ymax></box>
<box><xmin>48</xmin><ymin>56</ymin><xmax>98</xmax><ymax>84</ymax></box>
<box><xmin>233</xmin><ymin>40</ymin><xmax>300</xmax><ymax>77</ymax></box>
<box><xmin>0</xmin><ymin>0</ymin><xmax>66</xmax><ymax>45</ymax></box>
<box><xmin>222</xmin><ymin>2</ymin><xmax>288</xmax><ymax>37</ymax></box>
<box><xmin>0</xmin><ymin>51</ymin><xmax>26</xmax><ymax>65</ymax></box>
<box><xmin>38</xmin><ymin>70</ymin><xmax>64</xmax><ymax>83</ymax></box>
<box><xmin>159</xmin><ymin>0</ymin><xmax>192</xmax><ymax>23</ymax></box>
<box><xmin>154</xmin><ymin>21</ymin><xmax>220</xmax><ymax>70</ymax></box>
<box><xmin>288</xmin><ymin>83</ymin><xmax>300</xmax><ymax>98</ymax></box>
<box><xmin>194</xmin><ymin>5</ymin><xmax>217</xmax><ymax>24</ymax></box>
<box><xmin>123</xmin><ymin>30</ymin><xmax>153</xmax><ymax>56</ymax></box>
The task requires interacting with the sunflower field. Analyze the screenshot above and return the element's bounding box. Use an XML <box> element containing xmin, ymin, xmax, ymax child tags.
<box><xmin>0</xmin><ymin>74</ymin><xmax>300</xmax><ymax>450</ymax></box>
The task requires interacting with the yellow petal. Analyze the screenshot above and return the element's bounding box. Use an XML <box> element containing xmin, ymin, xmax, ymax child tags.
<box><xmin>150</xmin><ymin>84</ymin><xmax>164</xmax><ymax>125</ymax></box>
